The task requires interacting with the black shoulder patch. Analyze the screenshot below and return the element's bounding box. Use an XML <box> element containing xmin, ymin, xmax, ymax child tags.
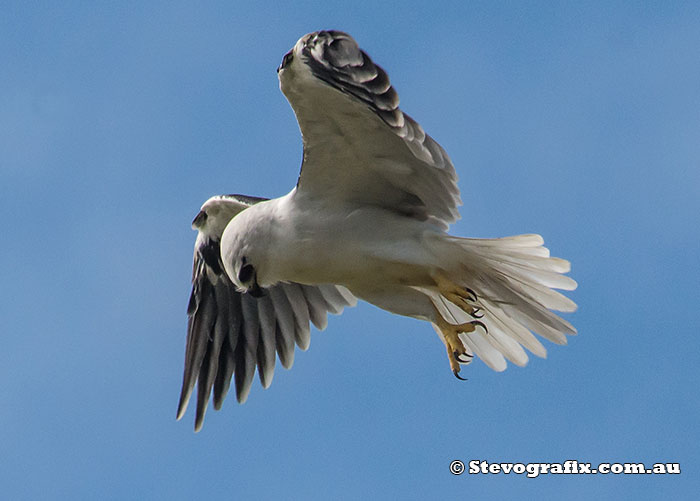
<box><xmin>224</xmin><ymin>194</ymin><xmax>270</xmax><ymax>206</ymax></box>
<box><xmin>300</xmin><ymin>31</ymin><xmax>402</xmax><ymax>128</ymax></box>
<box><xmin>199</xmin><ymin>238</ymin><xmax>223</xmax><ymax>276</ymax></box>
<box><xmin>192</xmin><ymin>210</ymin><xmax>207</xmax><ymax>227</ymax></box>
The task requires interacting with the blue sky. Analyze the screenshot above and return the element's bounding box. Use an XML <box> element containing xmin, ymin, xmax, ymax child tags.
<box><xmin>1</xmin><ymin>1</ymin><xmax>698</xmax><ymax>499</ymax></box>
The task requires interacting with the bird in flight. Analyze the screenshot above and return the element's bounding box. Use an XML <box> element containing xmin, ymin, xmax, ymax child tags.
<box><xmin>177</xmin><ymin>30</ymin><xmax>577</xmax><ymax>431</ymax></box>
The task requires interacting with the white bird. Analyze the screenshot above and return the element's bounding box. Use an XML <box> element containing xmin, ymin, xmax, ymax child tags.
<box><xmin>177</xmin><ymin>30</ymin><xmax>577</xmax><ymax>431</ymax></box>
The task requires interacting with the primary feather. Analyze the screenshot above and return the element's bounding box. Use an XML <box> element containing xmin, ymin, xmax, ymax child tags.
<box><xmin>177</xmin><ymin>195</ymin><xmax>355</xmax><ymax>431</ymax></box>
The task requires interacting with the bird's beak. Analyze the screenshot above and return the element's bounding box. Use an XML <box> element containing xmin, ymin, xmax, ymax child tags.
<box><xmin>248</xmin><ymin>282</ymin><xmax>265</xmax><ymax>298</ymax></box>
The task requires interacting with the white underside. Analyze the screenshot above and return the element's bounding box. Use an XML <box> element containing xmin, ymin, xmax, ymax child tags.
<box><xmin>220</xmin><ymin>188</ymin><xmax>577</xmax><ymax>372</ymax></box>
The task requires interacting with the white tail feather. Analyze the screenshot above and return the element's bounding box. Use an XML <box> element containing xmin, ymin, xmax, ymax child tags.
<box><xmin>460</xmin><ymin>331</ymin><xmax>507</xmax><ymax>372</ymax></box>
<box><xmin>481</xmin><ymin>299</ymin><xmax>548</xmax><ymax>358</ymax></box>
<box><xmin>456</xmin><ymin>233</ymin><xmax>544</xmax><ymax>247</ymax></box>
<box><xmin>428</xmin><ymin>233</ymin><xmax>577</xmax><ymax>371</ymax></box>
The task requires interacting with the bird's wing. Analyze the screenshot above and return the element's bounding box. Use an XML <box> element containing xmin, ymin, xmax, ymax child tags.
<box><xmin>177</xmin><ymin>196</ymin><xmax>356</xmax><ymax>431</ymax></box>
<box><xmin>278</xmin><ymin>30</ymin><xmax>461</xmax><ymax>230</ymax></box>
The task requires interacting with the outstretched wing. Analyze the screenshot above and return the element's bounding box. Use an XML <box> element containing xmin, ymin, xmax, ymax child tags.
<box><xmin>177</xmin><ymin>196</ymin><xmax>356</xmax><ymax>431</ymax></box>
<box><xmin>278</xmin><ymin>30</ymin><xmax>461</xmax><ymax>230</ymax></box>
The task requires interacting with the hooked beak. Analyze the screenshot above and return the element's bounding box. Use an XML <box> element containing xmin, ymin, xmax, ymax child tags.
<box><xmin>248</xmin><ymin>282</ymin><xmax>265</xmax><ymax>298</ymax></box>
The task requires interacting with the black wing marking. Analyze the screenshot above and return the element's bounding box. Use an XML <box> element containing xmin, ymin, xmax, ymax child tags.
<box><xmin>178</xmin><ymin>226</ymin><xmax>356</xmax><ymax>431</ymax></box>
<box><xmin>224</xmin><ymin>193</ymin><xmax>270</xmax><ymax>206</ymax></box>
<box><xmin>299</xmin><ymin>31</ymin><xmax>456</xmax><ymax>170</ymax></box>
<box><xmin>300</xmin><ymin>31</ymin><xmax>400</xmax><ymax>128</ymax></box>
<box><xmin>282</xmin><ymin>31</ymin><xmax>461</xmax><ymax>230</ymax></box>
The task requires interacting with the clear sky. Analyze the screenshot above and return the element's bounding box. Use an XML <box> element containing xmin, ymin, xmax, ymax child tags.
<box><xmin>2</xmin><ymin>1</ymin><xmax>698</xmax><ymax>499</ymax></box>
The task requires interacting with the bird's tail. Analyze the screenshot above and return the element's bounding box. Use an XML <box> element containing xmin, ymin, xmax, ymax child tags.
<box><xmin>425</xmin><ymin>233</ymin><xmax>577</xmax><ymax>371</ymax></box>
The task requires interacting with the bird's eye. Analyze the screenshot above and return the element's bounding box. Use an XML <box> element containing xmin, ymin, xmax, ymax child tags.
<box><xmin>238</xmin><ymin>263</ymin><xmax>255</xmax><ymax>284</ymax></box>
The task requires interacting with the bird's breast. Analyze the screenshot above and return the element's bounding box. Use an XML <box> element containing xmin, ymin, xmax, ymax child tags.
<box><xmin>264</xmin><ymin>199</ymin><xmax>436</xmax><ymax>288</ymax></box>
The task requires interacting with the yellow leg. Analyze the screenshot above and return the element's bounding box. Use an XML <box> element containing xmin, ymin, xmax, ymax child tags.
<box><xmin>432</xmin><ymin>271</ymin><xmax>482</xmax><ymax>318</ymax></box>
<box><xmin>433</xmin><ymin>305</ymin><xmax>486</xmax><ymax>379</ymax></box>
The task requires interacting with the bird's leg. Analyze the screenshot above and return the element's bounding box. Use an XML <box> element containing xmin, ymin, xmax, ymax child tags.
<box><xmin>433</xmin><ymin>271</ymin><xmax>482</xmax><ymax>318</ymax></box>
<box><xmin>433</xmin><ymin>305</ymin><xmax>486</xmax><ymax>379</ymax></box>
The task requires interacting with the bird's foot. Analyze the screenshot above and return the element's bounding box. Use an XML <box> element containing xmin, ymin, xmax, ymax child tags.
<box><xmin>434</xmin><ymin>311</ymin><xmax>486</xmax><ymax>379</ymax></box>
<box><xmin>433</xmin><ymin>272</ymin><xmax>482</xmax><ymax>318</ymax></box>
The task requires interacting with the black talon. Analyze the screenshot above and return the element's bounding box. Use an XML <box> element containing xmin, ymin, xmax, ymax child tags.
<box><xmin>456</xmin><ymin>353</ymin><xmax>473</xmax><ymax>363</ymax></box>
<box><xmin>471</xmin><ymin>307</ymin><xmax>484</xmax><ymax>319</ymax></box>
<box><xmin>469</xmin><ymin>320</ymin><xmax>488</xmax><ymax>333</ymax></box>
<box><xmin>464</xmin><ymin>287</ymin><xmax>478</xmax><ymax>302</ymax></box>
<box><xmin>453</xmin><ymin>370</ymin><xmax>468</xmax><ymax>381</ymax></box>
<box><xmin>453</xmin><ymin>349</ymin><xmax>474</xmax><ymax>364</ymax></box>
